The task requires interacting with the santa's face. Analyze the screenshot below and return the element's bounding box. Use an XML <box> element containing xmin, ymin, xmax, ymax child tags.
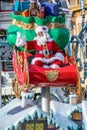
<box><xmin>36</xmin><ymin>32</ymin><xmax>48</xmax><ymax>46</ymax></box>
<box><xmin>38</xmin><ymin>32</ymin><xmax>44</xmax><ymax>37</ymax></box>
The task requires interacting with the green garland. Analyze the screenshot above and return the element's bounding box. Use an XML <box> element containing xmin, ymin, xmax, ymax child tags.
<box><xmin>10</xmin><ymin>13</ymin><xmax>65</xmax><ymax>24</ymax></box>
<box><xmin>7</xmin><ymin>14</ymin><xmax>70</xmax><ymax>51</ymax></box>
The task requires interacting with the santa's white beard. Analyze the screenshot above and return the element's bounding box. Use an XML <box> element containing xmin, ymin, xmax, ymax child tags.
<box><xmin>36</xmin><ymin>33</ymin><xmax>49</xmax><ymax>46</ymax></box>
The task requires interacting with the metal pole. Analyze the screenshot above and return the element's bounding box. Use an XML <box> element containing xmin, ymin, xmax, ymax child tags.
<box><xmin>80</xmin><ymin>0</ymin><xmax>85</xmax><ymax>29</ymax></box>
<box><xmin>41</xmin><ymin>87</ymin><xmax>50</xmax><ymax>114</ymax></box>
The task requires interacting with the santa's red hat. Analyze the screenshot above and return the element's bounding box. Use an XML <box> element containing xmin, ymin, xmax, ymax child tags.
<box><xmin>35</xmin><ymin>26</ymin><xmax>49</xmax><ymax>34</ymax></box>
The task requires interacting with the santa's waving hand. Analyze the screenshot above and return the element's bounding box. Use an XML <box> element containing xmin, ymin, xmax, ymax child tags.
<box><xmin>15</xmin><ymin>26</ymin><xmax>64</xmax><ymax>68</ymax></box>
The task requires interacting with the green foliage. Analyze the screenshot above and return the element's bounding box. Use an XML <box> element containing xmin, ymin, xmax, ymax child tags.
<box><xmin>7</xmin><ymin>14</ymin><xmax>70</xmax><ymax>51</ymax></box>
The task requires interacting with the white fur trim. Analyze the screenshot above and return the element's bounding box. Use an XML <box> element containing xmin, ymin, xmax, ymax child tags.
<box><xmin>31</xmin><ymin>52</ymin><xmax>64</xmax><ymax>65</ymax></box>
<box><xmin>47</xmin><ymin>38</ymin><xmax>53</xmax><ymax>42</ymax></box>
<box><xmin>31</xmin><ymin>57</ymin><xmax>47</xmax><ymax>64</ymax></box>
<box><xmin>43</xmin><ymin>65</ymin><xmax>50</xmax><ymax>68</ymax></box>
<box><xmin>50</xmin><ymin>64</ymin><xmax>59</xmax><ymax>68</ymax></box>
<box><xmin>34</xmin><ymin>36</ymin><xmax>53</xmax><ymax>44</ymax></box>
<box><xmin>35</xmin><ymin>26</ymin><xmax>49</xmax><ymax>34</ymax></box>
<box><xmin>54</xmin><ymin>52</ymin><xmax>64</xmax><ymax>62</ymax></box>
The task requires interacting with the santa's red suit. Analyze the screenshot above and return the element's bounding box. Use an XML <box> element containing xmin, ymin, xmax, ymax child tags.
<box><xmin>16</xmin><ymin>26</ymin><xmax>64</xmax><ymax>68</ymax></box>
<box><xmin>26</xmin><ymin>39</ymin><xmax>64</xmax><ymax>68</ymax></box>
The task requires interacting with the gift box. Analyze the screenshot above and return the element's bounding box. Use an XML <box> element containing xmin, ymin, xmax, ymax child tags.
<box><xmin>40</xmin><ymin>7</ymin><xmax>45</xmax><ymax>19</ymax></box>
<box><xmin>14</xmin><ymin>1</ymin><xmax>30</xmax><ymax>12</ymax></box>
<box><xmin>22</xmin><ymin>9</ymin><xmax>29</xmax><ymax>17</ymax></box>
<box><xmin>42</xmin><ymin>2</ymin><xmax>59</xmax><ymax>16</ymax></box>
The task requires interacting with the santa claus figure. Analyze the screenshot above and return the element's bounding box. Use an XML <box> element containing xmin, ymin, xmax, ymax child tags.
<box><xmin>16</xmin><ymin>26</ymin><xmax>64</xmax><ymax>68</ymax></box>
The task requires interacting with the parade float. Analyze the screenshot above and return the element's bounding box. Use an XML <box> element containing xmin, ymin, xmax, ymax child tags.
<box><xmin>7</xmin><ymin>0</ymin><xmax>82</xmax><ymax>101</ymax></box>
<box><xmin>0</xmin><ymin>0</ymin><xmax>87</xmax><ymax>130</ymax></box>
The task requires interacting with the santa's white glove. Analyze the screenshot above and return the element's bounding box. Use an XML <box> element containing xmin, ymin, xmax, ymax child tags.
<box><xmin>15</xmin><ymin>31</ymin><xmax>26</xmax><ymax>47</ymax></box>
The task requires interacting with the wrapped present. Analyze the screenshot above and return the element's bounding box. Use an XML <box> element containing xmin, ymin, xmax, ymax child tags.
<box><xmin>42</xmin><ymin>2</ymin><xmax>59</xmax><ymax>16</ymax></box>
<box><xmin>29</xmin><ymin>2</ymin><xmax>40</xmax><ymax>17</ymax></box>
<box><xmin>14</xmin><ymin>1</ymin><xmax>30</xmax><ymax>12</ymax></box>
<box><xmin>40</xmin><ymin>7</ymin><xmax>45</xmax><ymax>19</ymax></box>
<box><xmin>22</xmin><ymin>9</ymin><xmax>29</xmax><ymax>17</ymax></box>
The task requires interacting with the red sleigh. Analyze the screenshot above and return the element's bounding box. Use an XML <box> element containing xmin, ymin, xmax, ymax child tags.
<box><xmin>12</xmin><ymin>48</ymin><xmax>81</xmax><ymax>101</ymax></box>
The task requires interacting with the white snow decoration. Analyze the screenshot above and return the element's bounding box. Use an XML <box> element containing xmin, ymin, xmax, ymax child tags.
<box><xmin>50</xmin><ymin>100</ymin><xmax>81</xmax><ymax>130</ymax></box>
<box><xmin>67</xmin><ymin>106</ymin><xmax>82</xmax><ymax>119</ymax></box>
<box><xmin>37</xmin><ymin>111</ymin><xmax>42</xmax><ymax>118</ymax></box>
<box><xmin>0</xmin><ymin>99</ymin><xmax>83</xmax><ymax>130</ymax></box>
<box><xmin>82</xmin><ymin>100</ymin><xmax>87</xmax><ymax>130</ymax></box>
<box><xmin>47</xmin><ymin>116</ymin><xmax>52</xmax><ymax>125</ymax></box>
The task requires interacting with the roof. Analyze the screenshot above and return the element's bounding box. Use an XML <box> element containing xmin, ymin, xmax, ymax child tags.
<box><xmin>0</xmin><ymin>98</ymin><xmax>82</xmax><ymax>130</ymax></box>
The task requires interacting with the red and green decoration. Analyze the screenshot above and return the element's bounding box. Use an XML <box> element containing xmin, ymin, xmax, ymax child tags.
<box><xmin>7</xmin><ymin>14</ymin><xmax>70</xmax><ymax>51</ymax></box>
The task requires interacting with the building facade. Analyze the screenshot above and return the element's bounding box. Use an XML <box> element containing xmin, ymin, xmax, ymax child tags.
<box><xmin>67</xmin><ymin>0</ymin><xmax>87</xmax><ymax>94</ymax></box>
<box><xmin>0</xmin><ymin>0</ymin><xmax>14</xmax><ymax>30</ymax></box>
<box><xmin>0</xmin><ymin>0</ymin><xmax>14</xmax><ymax>107</ymax></box>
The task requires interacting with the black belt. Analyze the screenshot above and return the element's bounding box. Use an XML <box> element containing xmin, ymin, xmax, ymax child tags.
<box><xmin>36</xmin><ymin>50</ymin><xmax>53</xmax><ymax>54</ymax></box>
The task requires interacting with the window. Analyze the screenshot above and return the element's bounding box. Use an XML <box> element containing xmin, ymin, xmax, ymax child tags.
<box><xmin>68</xmin><ymin>0</ymin><xmax>80</xmax><ymax>6</ymax></box>
<box><xmin>68</xmin><ymin>0</ymin><xmax>76</xmax><ymax>6</ymax></box>
<box><xmin>0</xmin><ymin>0</ymin><xmax>13</xmax><ymax>12</ymax></box>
